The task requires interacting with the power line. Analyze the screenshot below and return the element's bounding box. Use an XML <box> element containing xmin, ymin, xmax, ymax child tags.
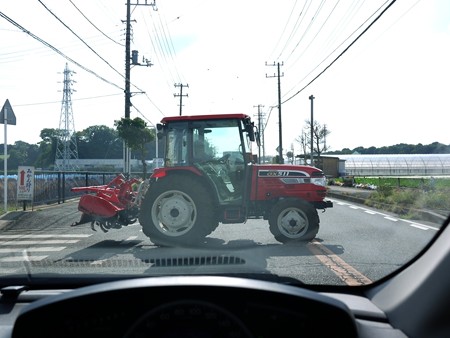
<box><xmin>14</xmin><ymin>93</ymin><xmax>123</xmax><ymax>107</ymax></box>
<box><xmin>38</xmin><ymin>0</ymin><xmax>124</xmax><ymax>80</ymax></box>
<box><xmin>272</xmin><ymin>0</ymin><xmax>311</xmax><ymax>62</ymax></box>
<box><xmin>68</xmin><ymin>0</ymin><xmax>124</xmax><ymax>47</ymax></box>
<box><xmin>285</xmin><ymin>0</ymin><xmax>326</xmax><ymax>63</ymax></box>
<box><xmin>0</xmin><ymin>11</ymin><xmax>124</xmax><ymax>91</ymax></box>
<box><xmin>281</xmin><ymin>0</ymin><xmax>396</xmax><ymax>105</ymax></box>
<box><xmin>285</xmin><ymin>0</ymin><xmax>340</xmax><ymax>71</ymax></box>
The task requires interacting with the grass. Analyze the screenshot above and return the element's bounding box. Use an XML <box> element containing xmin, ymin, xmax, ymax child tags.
<box><xmin>332</xmin><ymin>176</ymin><xmax>450</xmax><ymax>218</ymax></box>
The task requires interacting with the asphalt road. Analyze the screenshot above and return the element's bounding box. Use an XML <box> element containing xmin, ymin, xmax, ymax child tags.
<box><xmin>0</xmin><ymin>193</ymin><xmax>442</xmax><ymax>286</ymax></box>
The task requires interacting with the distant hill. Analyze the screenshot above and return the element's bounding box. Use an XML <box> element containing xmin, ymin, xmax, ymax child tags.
<box><xmin>326</xmin><ymin>142</ymin><xmax>450</xmax><ymax>155</ymax></box>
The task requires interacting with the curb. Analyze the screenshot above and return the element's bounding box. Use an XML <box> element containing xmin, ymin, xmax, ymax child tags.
<box><xmin>327</xmin><ymin>191</ymin><xmax>367</xmax><ymax>205</ymax></box>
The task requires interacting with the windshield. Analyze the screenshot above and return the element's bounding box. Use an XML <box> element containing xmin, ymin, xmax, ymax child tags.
<box><xmin>164</xmin><ymin>118</ymin><xmax>246</xmax><ymax>167</ymax></box>
<box><xmin>0</xmin><ymin>1</ymin><xmax>449</xmax><ymax>288</ymax></box>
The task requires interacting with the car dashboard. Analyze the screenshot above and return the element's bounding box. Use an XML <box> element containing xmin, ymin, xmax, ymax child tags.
<box><xmin>0</xmin><ymin>276</ymin><xmax>408</xmax><ymax>338</ymax></box>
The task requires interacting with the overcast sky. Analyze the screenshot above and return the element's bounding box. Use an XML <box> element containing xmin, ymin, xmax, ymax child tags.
<box><xmin>1</xmin><ymin>0</ymin><xmax>449</xmax><ymax>156</ymax></box>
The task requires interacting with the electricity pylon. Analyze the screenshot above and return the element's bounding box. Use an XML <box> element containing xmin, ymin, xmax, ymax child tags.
<box><xmin>55</xmin><ymin>63</ymin><xmax>79</xmax><ymax>171</ymax></box>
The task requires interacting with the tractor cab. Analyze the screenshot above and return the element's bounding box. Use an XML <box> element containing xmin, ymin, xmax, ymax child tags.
<box><xmin>156</xmin><ymin>114</ymin><xmax>258</xmax><ymax>205</ymax></box>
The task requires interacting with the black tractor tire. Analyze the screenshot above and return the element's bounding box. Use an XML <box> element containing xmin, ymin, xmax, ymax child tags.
<box><xmin>269</xmin><ymin>198</ymin><xmax>319</xmax><ymax>243</ymax></box>
<box><xmin>139</xmin><ymin>176</ymin><xmax>219</xmax><ymax>247</ymax></box>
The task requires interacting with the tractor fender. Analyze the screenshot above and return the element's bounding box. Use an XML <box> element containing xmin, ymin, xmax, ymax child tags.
<box><xmin>147</xmin><ymin>168</ymin><xmax>220</xmax><ymax>207</ymax></box>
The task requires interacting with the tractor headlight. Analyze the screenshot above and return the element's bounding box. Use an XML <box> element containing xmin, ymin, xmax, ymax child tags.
<box><xmin>311</xmin><ymin>177</ymin><xmax>327</xmax><ymax>187</ymax></box>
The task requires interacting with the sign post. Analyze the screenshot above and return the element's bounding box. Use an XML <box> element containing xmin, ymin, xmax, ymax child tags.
<box><xmin>0</xmin><ymin>99</ymin><xmax>17</xmax><ymax>212</ymax></box>
<box><xmin>17</xmin><ymin>166</ymin><xmax>34</xmax><ymax>210</ymax></box>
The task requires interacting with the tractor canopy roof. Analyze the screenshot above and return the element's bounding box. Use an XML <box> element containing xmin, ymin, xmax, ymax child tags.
<box><xmin>160</xmin><ymin>114</ymin><xmax>250</xmax><ymax>124</ymax></box>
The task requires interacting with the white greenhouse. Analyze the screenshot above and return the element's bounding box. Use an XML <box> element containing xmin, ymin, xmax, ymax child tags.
<box><xmin>338</xmin><ymin>154</ymin><xmax>450</xmax><ymax>176</ymax></box>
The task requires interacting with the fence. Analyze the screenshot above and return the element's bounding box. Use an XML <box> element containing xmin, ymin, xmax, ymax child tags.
<box><xmin>0</xmin><ymin>171</ymin><xmax>136</xmax><ymax>209</ymax></box>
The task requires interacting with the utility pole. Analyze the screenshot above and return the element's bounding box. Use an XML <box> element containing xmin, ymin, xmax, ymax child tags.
<box><xmin>123</xmin><ymin>0</ymin><xmax>156</xmax><ymax>175</ymax></box>
<box><xmin>253</xmin><ymin>104</ymin><xmax>264</xmax><ymax>163</ymax></box>
<box><xmin>309</xmin><ymin>95</ymin><xmax>315</xmax><ymax>166</ymax></box>
<box><xmin>266</xmin><ymin>62</ymin><xmax>284</xmax><ymax>163</ymax></box>
<box><xmin>174</xmin><ymin>83</ymin><xmax>189</xmax><ymax>116</ymax></box>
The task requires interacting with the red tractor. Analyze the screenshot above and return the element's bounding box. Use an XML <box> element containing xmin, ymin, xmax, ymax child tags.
<box><xmin>138</xmin><ymin>114</ymin><xmax>332</xmax><ymax>246</ymax></box>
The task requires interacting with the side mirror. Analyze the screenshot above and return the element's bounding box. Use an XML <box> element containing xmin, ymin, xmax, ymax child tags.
<box><xmin>245</xmin><ymin>122</ymin><xmax>256</xmax><ymax>141</ymax></box>
<box><xmin>255</xmin><ymin>130</ymin><xmax>261</xmax><ymax>147</ymax></box>
<box><xmin>248</xmin><ymin>129</ymin><xmax>255</xmax><ymax>142</ymax></box>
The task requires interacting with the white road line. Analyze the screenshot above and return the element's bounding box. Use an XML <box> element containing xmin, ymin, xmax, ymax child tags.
<box><xmin>0</xmin><ymin>268</ymin><xmax>21</xmax><ymax>274</ymax></box>
<box><xmin>0</xmin><ymin>247</ymin><xmax>65</xmax><ymax>253</ymax></box>
<box><xmin>0</xmin><ymin>240</ymin><xmax>81</xmax><ymax>245</ymax></box>
<box><xmin>384</xmin><ymin>216</ymin><xmax>399</xmax><ymax>222</ymax></box>
<box><xmin>407</xmin><ymin>223</ymin><xmax>430</xmax><ymax>230</ymax></box>
<box><xmin>364</xmin><ymin>210</ymin><xmax>377</xmax><ymax>214</ymax></box>
<box><xmin>0</xmin><ymin>234</ymin><xmax>93</xmax><ymax>264</ymax></box>
<box><xmin>90</xmin><ymin>259</ymin><xmax>109</xmax><ymax>265</ymax></box>
<box><xmin>0</xmin><ymin>234</ymin><xmax>91</xmax><ymax>239</ymax></box>
<box><xmin>401</xmin><ymin>220</ymin><xmax>439</xmax><ymax>231</ymax></box>
<box><xmin>0</xmin><ymin>256</ymin><xmax>48</xmax><ymax>262</ymax></box>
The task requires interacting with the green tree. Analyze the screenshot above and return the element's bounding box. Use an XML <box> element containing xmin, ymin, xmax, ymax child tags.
<box><xmin>115</xmin><ymin>117</ymin><xmax>155</xmax><ymax>177</ymax></box>
<box><xmin>7</xmin><ymin>141</ymin><xmax>39</xmax><ymax>168</ymax></box>
<box><xmin>35</xmin><ymin>128</ymin><xmax>59</xmax><ymax>169</ymax></box>
<box><xmin>272</xmin><ymin>155</ymin><xmax>281</xmax><ymax>164</ymax></box>
<box><xmin>77</xmin><ymin>125</ymin><xmax>122</xmax><ymax>159</ymax></box>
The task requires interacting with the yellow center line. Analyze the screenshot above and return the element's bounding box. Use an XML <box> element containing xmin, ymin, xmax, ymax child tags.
<box><xmin>307</xmin><ymin>239</ymin><xmax>372</xmax><ymax>286</ymax></box>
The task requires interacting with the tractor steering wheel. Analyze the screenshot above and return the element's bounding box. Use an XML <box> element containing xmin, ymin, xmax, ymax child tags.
<box><xmin>218</xmin><ymin>153</ymin><xmax>231</xmax><ymax>163</ymax></box>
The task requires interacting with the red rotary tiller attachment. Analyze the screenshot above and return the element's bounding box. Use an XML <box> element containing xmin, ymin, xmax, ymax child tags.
<box><xmin>71</xmin><ymin>174</ymin><xmax>143</xmax><ymax>232</ymax></box>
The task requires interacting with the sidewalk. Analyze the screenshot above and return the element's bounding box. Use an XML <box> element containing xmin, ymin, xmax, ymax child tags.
<box><xmin>0</xmin><ymin>210</ymin><xmax>27</xmax><ymax>230</ymax></box>
<box><xmin>0</xmin><ymin>199</ymin><xmax>79</xmax><ymax>230</ymax></box>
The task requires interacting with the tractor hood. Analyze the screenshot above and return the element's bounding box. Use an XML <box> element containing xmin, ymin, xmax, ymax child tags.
<box><xmin>252</xmin><ymin>163</ymin><xmax>325</xmax><ymax>176</ymax></box>
<box><xmin>251</xmin><ymin>163</ymin><xmax>328</xmax><ymax>187</ymax></box>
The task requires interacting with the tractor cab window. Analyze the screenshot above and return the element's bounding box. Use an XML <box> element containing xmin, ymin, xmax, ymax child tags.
<box><xmin>165</xmin><ymin>122</ymin><xmax>188</xmax><ymax>167</ymax></box>
<box><xmin>191</xmin><ymin>119</ymin><xmax>245</xmax><ymax>167</ymax></box>
<box><xmin>191</xmin><ymin>119</ymin><xmax>246</xmax><ymax>202</ymax></box>
<box><xmin>192</xmin><ymin>128</ymin><xmax>215</xmax><ymax>162</ymax></box>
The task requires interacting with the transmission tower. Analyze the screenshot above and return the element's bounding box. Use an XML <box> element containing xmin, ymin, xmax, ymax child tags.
<box><xmin>55</xmin><ymin>63</ymin><xmax>79</xmax><ymax>171</ymax></box>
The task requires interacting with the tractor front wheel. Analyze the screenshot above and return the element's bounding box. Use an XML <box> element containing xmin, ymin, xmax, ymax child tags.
<box><xmin>269</xmin><ymin>199</ymin><xmax>319</xmax><ymax>243</ymax></box>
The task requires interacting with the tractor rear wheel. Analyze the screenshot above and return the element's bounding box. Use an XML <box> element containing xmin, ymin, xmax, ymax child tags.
<box><xmin>269</xmin><ymin>199</ymin><xmax>319</xmax><ymax>243</ymax></box>
<box><xmin>139</xmin><ymin>176</ymin><xmax>218</xmax><ymax>247</ymax></box>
